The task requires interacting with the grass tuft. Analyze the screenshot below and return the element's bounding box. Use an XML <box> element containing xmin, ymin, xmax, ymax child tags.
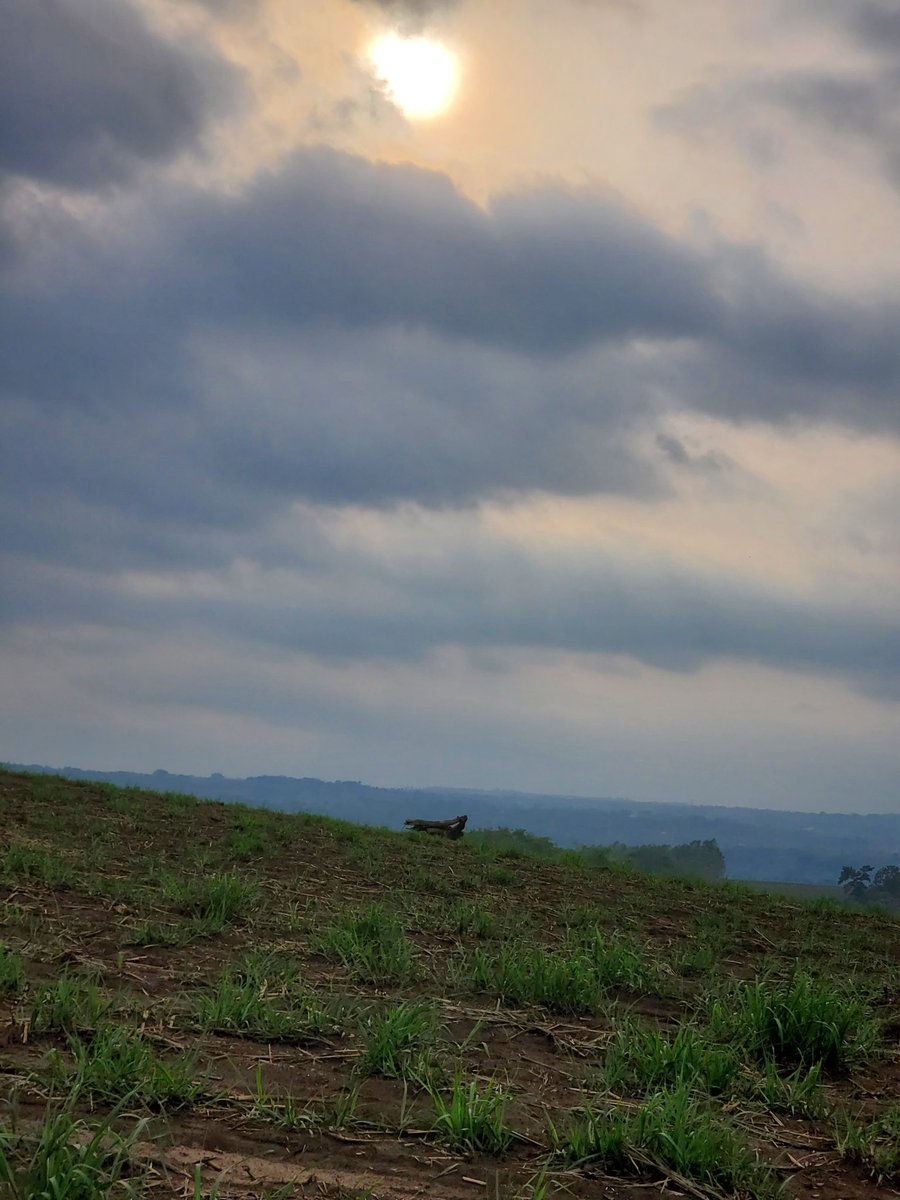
<box><xmin>0</xmin><ymin>944</ymin><xmax>24</xmax><ymax>995</ymax></box>
<box><xmin>356</xmin><ymin>1001</ymin><xmax>436</xmax><ymax>1079</ymax></box>
<box><xmin>52</xmin><ymin>1024</ymin><xmax>205</xmax><ymax>1110</ymax></box>
<box><xmin>30</xmin><ymin>974</ymin><xmax>111</xmax><ymax>1036</ymax></box>
<box><xmin>192</xmin><ymin>955</ymin><xmax>346</xmax><ymax>1041</ymax></box>
<box><xmin>0</xmin><ymin>1104</ymin><xmax>148</xmax><ymax>1200</ymax></box>
<box><xmin>427</xmin><ymin>1075</ymin><xmax>514</xmax><ymax>1155</ymax></box>
<box><xmin>552</xmin><ymin>1086</ymin><xmax>778</xmax><ymax>1197</ymax></box>
<box><xmin>604</xmin><ymin>1017</ymin><xmax>739</xmax><ymax>1096</ymax></box>
<box><xmin>709</xmin><ymin>972</ymin><xmax>875</xmax><ymax>1067</ymax></box>
<box><xmin>313</xmin><ymin>904</ymin><xmax>417</xmax><ymax>983</ymax></box>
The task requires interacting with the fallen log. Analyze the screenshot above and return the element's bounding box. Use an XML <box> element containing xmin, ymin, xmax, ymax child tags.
<box><xmin>404</xmin><ymin>814</ymin><xmax>468</xmax><ymax>840</ymax></box>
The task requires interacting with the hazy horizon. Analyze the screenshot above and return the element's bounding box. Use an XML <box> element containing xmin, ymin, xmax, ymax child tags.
<box><xmin>8</xmin><ymin>758</ymin><xmax>900</xmax><ymax>819</ymax></box>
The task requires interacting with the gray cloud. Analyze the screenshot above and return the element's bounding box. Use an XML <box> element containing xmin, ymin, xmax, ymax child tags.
<box><xmin>4</xmin><ymin>144</ymin><xmax>899</xmax><ymax>424</ymax></box>
<box><xmin>817</xmin><ymin>0</ymin><xmax>900</xmax><ymax>56</ymax></box>
<box><xmin>348</xmin><ymin>0</ymin><xmax>461</xmax><ymax>21</ymax></box>
<box><xmin>769</xmin><ymin>68</ymin><xmax>900</xmax><ymax>186</ymax></box>
<box><xmin>0</xmin><ymin>0</ymin><xmax>240</xmax><ymax>191</ymax></box>
<box><xmin>655</xmin><ymin>433</ymin><xmax>733</xmax><ymax>475</ymax></box>
<box><xmin>659</xmin><ymin>8</ymin><xmax>900</xmax><ymax>191</ymax></box>
<box><xmin>3</xmin><ymin>517</ymin><xmax>898</xmax><ymax>701</ymax></box>
<box><xmin>2</xmin><ymin>141</ymin><xmax>900</xmax><ymax>583</ymax></box>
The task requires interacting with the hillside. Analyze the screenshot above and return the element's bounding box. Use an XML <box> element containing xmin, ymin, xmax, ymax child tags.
<box><xmin>10</xmin><ymin>762</ymin><xmax>900</xmax><ymax>885</ymax></box>
<box><xmin>1</xmin><ymin>766</ymin><xmax>900</xmax><ymax>1199</ymax></box>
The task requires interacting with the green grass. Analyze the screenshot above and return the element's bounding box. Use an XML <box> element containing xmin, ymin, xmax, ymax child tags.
<box><xmin>192</xmin><ymin>956</ymin><xmax>346</xmax><ymax>1041</ymax></box>
<box><xmin>0</xmin><ymin>945</ymin><xmax>24</xmax><ymax>995</ymax></box>
<box><xmin>51</xmin><ymin>1024</ymin><xmax>205</xmax><ymax>1110</ymax></box>
<box><xmin>603</xmin><ymin>1017</ymin><xmax>739</xmax><ymax>1096</ymax></box>
<box><xmin>751</xmin><ymin>1059</ymin><xmax>826</xmax><ymax>1118</ymax></box>
<box><xmin>355</xmin><ymin>1001</ymin><xmax>436</xmax><ymax>1079</ymax></box>
<box><xmin>834</xmin><ymin>1103</ymin><xmax>900</xmax><ymax>1181</ymax></box>
<box><xmin>578</xmin><ymin>929</ymin><xmax>660</xmax><ymax>992</ymax></box>
<box><xmin>312</xmin><ymin>904</ymin><xmax>417</xmax><ymax>983</ymax></box>
<box><xmin>551</xmin><ymin>1086</ymin><xmax>778</xmax><ymax>1197</ymax></box>
<box><xmin>167</xmin><ymin>871</ymin><xmax>260</xmax><ymax>925</ymax></box>
<box><xmin>4</xmin><ymin>766</ymin><xmax>900</xmax><ymax>1199</ymax></box>
<box><xmin>1</xmin><ymin>843</ymin><xmax>74</xmax><ymax>888</ymax></box>
<box><xmin>0</xmin><ymin>1104</ymin><xmax>149</xmax><ymax>1200</ymax></box>
<box><xmin>124</xmin><ymin>915</ymin><xmax>224</xmax><ymax>947</ymax></box>
<box><xmin>469</xmin><ymin>931</ymin><xmax>659</xmax><ymax>1015</ymax></box>
<box><xmin>448</xmin><ymin>901</ymin><xmax>497</xmax><ymax>939</ymax></box>
<box><xmin>708</xmin><ymin>972</ymin><xmax>875</xmax><ymax>1067</ymax></box>
<box><xmin>428</xmin><ymin>1075</ymin><xmax>514</xmax><ymax>1155</ymax></box>
<box><xmin>250</xmin><ymin>1068</ymin><xmax>361</xmax><ymax>1135</ymax></box>
<box><xmin>29</xmin><ymin>974</ymin><xmax>111</xmax><ymax>1036</ymax></box>
<box><xmin>470</xmin><ymin>943</ymin><xmax>603</xmax><ymax>1015</ymax></box>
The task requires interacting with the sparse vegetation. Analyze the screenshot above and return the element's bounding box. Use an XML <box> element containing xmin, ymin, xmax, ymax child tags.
<box><xmin>52</xmin><ymin>1024</ymin><xmax>206</xmax><ymax>1109</ymax></box>
<box><xmin>192</xmin><ymin>955</ymin><xmax>347</xmax><ymax>1041</ymax></box>
<box><xmin>1</xmin><ymin>765</ymin><xmax>899</xmax><ymax>1198</ymax></box>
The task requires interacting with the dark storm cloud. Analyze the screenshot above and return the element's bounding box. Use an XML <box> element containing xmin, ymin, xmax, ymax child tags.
<box><xmin>849</xmin><ymin>3</ymin><xmax>900</xmax><ymax>51</ymax></box>
<box><xmin>186</xmin><ymin>154</ymin><xmax>716</xmax><ymax>354</ymax></box>
<box><xmin>655</xmin><ymin>433</ymin><xmax>733</xmax><ymax>476</ymax></box>
<box><xmin>5</xmin><ymin>143</ymin><xmax>899</xmax><ymax>426</ymax></box>
<box><xmin>2</xmin><ymin>141</ymin><xmax>900</xmax><ymax>570</ymax></box>
<box><xmin>0</xmin><ymin>0</ymin><xmax>239</xmax><ymax>190</ymax></box>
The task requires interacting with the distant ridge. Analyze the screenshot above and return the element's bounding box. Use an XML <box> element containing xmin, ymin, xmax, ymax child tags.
<box><xmin>6</xmin><ymin>761</ymin><xmax>900</xmax><ymax>885</ymax></box>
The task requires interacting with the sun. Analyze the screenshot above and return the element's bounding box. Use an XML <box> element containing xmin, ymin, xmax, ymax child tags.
<box><xmin>367</xmin><ymin>34</ymin><xmax>460</xmax><ymax>120</ymax></box>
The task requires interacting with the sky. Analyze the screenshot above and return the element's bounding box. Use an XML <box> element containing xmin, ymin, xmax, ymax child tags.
<box><xmin>1</xmin><ymin>0</ymin><xmax>899</xmax><ymax>812</ymax></box>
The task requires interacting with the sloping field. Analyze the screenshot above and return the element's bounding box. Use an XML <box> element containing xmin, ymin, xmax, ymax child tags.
<box><xmin>1</xmin><ymin>767</ymin><xmax>900</xmax><ymax>1199</ymax></box>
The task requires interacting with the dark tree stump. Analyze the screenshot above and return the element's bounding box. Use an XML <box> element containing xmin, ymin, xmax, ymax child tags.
<box><xmin>404</xmin><ymin>814</ymin><xmax>467</xmax><ymax>840</ymax></box>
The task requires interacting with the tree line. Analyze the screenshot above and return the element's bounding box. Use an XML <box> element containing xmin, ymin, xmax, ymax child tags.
<box><xmin>838</xmin><ymin>864</ymin><xmax>900</xmax><ymax>908</ymax></box>
<box><xmin>465</xmin><ymin>827</ymin><xmax>725</xmax><ymax>882</ymax></box>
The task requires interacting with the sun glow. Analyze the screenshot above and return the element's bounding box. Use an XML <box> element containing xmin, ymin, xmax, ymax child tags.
<box><xmin>368</xmin><ymin>34</ymin><xmax>459</xmax><ymax>120</ymax></box>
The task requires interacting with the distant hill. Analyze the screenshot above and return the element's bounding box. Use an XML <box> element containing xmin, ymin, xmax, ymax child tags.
<box><xmin>6</xmin><ymin>761</ymin><xmax>900</xmax><ymax>885</ymax></box>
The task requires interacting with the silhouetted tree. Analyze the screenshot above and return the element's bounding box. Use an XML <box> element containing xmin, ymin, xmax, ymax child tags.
<box><xmin>838</xmin><ymin>864</ymin><xmax>873</xmax><ymax>900</ymax></box>
<box><xmin>870</xmin><ymin>865</ymin><xmax>900</xmax><ymax>905</ymax></box>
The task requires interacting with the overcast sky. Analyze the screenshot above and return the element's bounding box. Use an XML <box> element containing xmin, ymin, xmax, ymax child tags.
<box><xmin>2</xmin><ymin>0</ymin><xmax>899</xmax><ymax>812</ymax></box>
